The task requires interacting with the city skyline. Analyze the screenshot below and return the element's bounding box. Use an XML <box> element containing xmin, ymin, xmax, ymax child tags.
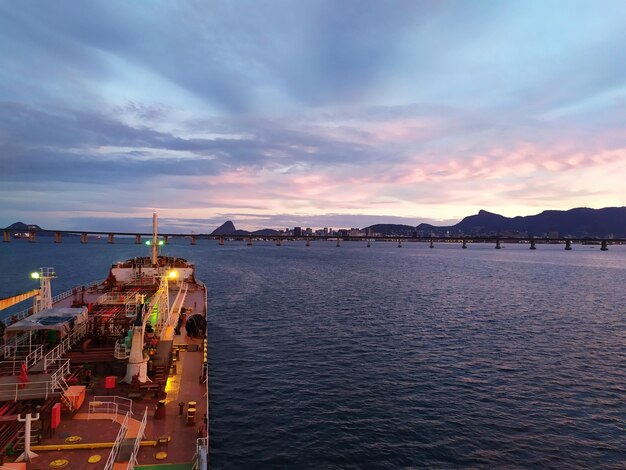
<box><xmin>1</xmin><ymin>1</ymin><xmax>626</xmax><ymax>232</ymax></box>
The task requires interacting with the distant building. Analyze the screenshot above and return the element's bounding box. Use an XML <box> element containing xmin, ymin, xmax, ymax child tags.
<box><xmin>294</xmin><ymin>227</ymin><xmax>302</xmax><ymax>237</ymax></box>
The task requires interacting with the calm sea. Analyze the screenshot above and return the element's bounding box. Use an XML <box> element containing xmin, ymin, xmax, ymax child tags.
<box><xmin>1</xmin><ymin>238</ymin><xmax>625</xmax><ymax>468</ymax></box>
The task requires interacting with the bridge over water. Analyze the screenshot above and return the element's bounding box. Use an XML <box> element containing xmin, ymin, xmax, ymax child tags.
<box><xmin>3</xmin><ymin>228</ymin><xmax>624</xmax><ymax>251</ymax></box>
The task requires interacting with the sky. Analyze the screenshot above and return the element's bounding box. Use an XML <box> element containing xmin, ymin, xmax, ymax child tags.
<box><xmin>1</xmin><ymin>1</ymin><xmax>625</xmax><ymax>233</ymax></box>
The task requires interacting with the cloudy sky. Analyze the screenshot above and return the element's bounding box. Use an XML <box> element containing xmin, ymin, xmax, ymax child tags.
<box><xmin>1</xmin><ymin>1</ymin><xmax>625</xmax><ymax>232</ymax></box>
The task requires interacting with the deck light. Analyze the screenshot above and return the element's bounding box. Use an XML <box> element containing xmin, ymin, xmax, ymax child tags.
<box><xmin>158</xmin><ymin>240</ymin><xmax>164</xmax><ymax>246</ymax></box>
<box><xmin>168</xmin><ymin>270</ymin><xmax>178</xmax><ymax>279</ymax></box>
<box><xmin>145</xmin><ymin>240</ymin><xmax>151</xmax><ymax>245</ymax></box>
<box><xmin>31</xmin><ymin>272</ymin><xmax>40</xmax><ymax>279</ymax></box>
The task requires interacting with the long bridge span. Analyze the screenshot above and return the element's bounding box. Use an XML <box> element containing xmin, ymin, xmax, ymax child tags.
<box><xmin>3</xmin><ymin>228</ymin><xmax>624</xmax><ymax>250</ymax></box>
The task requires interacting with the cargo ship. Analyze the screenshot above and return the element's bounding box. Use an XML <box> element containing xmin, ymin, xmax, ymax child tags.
<box><xmin>0</xmin><ymin>213</ymin><xmax>208</xmax><ymax>469</ymax></box>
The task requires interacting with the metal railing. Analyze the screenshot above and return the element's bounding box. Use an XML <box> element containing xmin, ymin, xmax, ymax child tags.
<box><xmin>126</xmin><ymin>407</ymin><xmax>148</xmax><ymax>470</ymax></box>
<box><xmin>104</xmin><ymin>410</ymin><xmax>130</xmax><ymax>470</ymax></box>
<box><xmin>49</xmin><ymin>359</ymin><xmax>71</xmax><ymax>393</ymax></box>
<box><xmin>97</xmin><ymin>291</ymin><xmax>137</xmax><ymax>305</ymax></box>
<box><xmin>3</xmin><ymin>336</ymin><xmax>37</xmax><ymax>360</ymax></box>
<box><xmin>0</xmin><ymin>280</ymin><xmax>101</xmax><ymax>326</ymax></box>
<box><xmin>0</xmin><ymin>344</ymin><xmax>43</xmax><ymax>376</ymax></box>
<box><xmin>0</xmin><ymin>376</ymin><xmax>56</xmax><ymax>402</ymax></box>
<box><xmin>43</xmin><ymin>322</ymin><xmax>87</xmax><ymax>371</ymax></box>
<box><xmin>193</xmin><ymin>437</ymin><xmax>209</xmax><ymax>470</ymax></box>
<box><xmin>90</xmin><ymin>396</ymin><xmax>133</xmax><ymax>418</ymax></box>
<box><xmin>114</xmin><ymin>339</ymin><xmax>131</xmax><ymax>360</ymax></box>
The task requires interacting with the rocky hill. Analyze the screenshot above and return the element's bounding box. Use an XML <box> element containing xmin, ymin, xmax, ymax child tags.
<box><xmin>416</xmin><ymin>207</ymin><xmax>626</xmax><ymax>237</ymax></box>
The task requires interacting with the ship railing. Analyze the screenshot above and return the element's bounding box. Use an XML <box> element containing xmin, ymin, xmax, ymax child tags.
<box><xmin>24</xmin><ymin>344</ymin><xmax>44</xmax><ymax>369</ymax></box>
<box><xmin>114</xmin><ymin>339</ymin><xmax>131</xmax><ymax>360</ymax></box>
<box><xmin>0</xmin><ymin>375</ymin><xmax>57</xmax><ymax>402</ymax></box>
<box><xmin>126</xmin><ymin>407</ymin><xmax>148</xmax><ymax>469</ymax></box>
<box><xmin>90</xmin><ymin>395</ymin><xmax>133</xmax><ymax>417</ymax></box>
<box><xmin>49</xmin><ymin>359</ymin><xmax>70</xmax><ymax>391</ymax></box>
<box><xmin>104</xmin><ymin>410</ymin><xmax>130</xmax><ymax>470</ymax></box>
<box><xmin>193</xmin><ymin>437</ymin><xmax>209</xmax><ymax>470</ymax></box>
<box><xmin>1</xmin><ymin>306</ymin><xmax>33</xmax><ymax>326</ymax></box>
<box><xmin>131</xmin><ymin>274</ymin><xmax>155</xmax><ymax>286</ymax></box>
<box><xmin>97</xmin><ymin>291</ymin><xmax>138</xmax><ymax>305</ymax></box>
<box><xmin>0</xmin><ymin>344</ymin><xmax>45</xmax><ymax>376</ymax></box>
<box><xmin>0</xmin><ymin>280</ymin><xmax>101</xmax><ymax>327</ymax></box>
<box><xmin>43</xmin><ymin>322</ymin><xmax>87</xmax><ymax>372</ymax></box>
<box><xmin>3</xmin><ymin>334</ymin><xmax>38</xmax><ymax>359</ymax></box>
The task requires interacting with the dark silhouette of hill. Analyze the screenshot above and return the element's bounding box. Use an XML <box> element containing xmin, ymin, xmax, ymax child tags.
<box><xmin>4</xmin><ymin>222</ymin><xmax>44</xmax><ymax>231</ymax></box>
<box><xmin>251</xmin><ymin>228</ymin><xmax>280</xmax><ymax>236</ymax></box>
<box><xmin>416</xmin><ymin>207</ymin><xmax>626</xmax><ymax>237</ymax></box>
<box><xmin>211</xmin><ymin>221</ymin><xmax>245</xmax><ymax>235</ymax></box>
<box><xmin>210</xmin><ymin>220</ymin><xmax>278</xmax><ymax>237</ymax></box>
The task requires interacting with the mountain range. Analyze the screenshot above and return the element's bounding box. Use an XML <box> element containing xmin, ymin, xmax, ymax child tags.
<box><xmin>366</xmin><ymin>207</ymin><xmax>626</xmax><ymax>238</ymax></box>
<box><xmin>5</xmin><ymin>206</ymin><xmax>626</xmax><ymax>238</ymax></box>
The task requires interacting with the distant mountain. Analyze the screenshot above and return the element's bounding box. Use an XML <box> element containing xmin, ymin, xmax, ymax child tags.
<box><xmin>362</xmin><ymin>224</ymin><xmax>416</xmax><ymax>236</ymax></box>
<box><xmin>211</xmin><ymin>221</ymin><xmax>237</xmax><ymax>235</ymax></box>
<box><xmin>210</xmin><ymin>221</ymin><xmax>277</xmax><ymax>236</ymax></box>
<box><xmin>417</xmin><ymin>207</ymin><xmax>626</xmax><ymax>237</ymax></box>
<box><xmin>4</xmin><ymin>222</ymin><xmax>44</xmax><ymax>231</ymax></box>
<box><xmin>252</xmin><ymin>228</ymin><xmax>280</xmax><ymax>236</ymax></box>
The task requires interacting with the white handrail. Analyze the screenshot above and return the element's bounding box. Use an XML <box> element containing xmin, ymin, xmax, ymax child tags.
<box><xmin>43</xmin><ymin>322</ymin><xmax>87</xmax><ymax>371</ymax></box>
<box><xmin>126</xmin><ymin>407</ymin><xmax>148</xmax><ymax>469</ymax></box>
<box><xmin>91</xmin><ymin>396</ymin><xmax>132</xmax><ymax>417</ymax></box>
<box><xmin>193</xmin><ymin>437</ymin><xmax>209</xmax><ymax>470</ymax></box>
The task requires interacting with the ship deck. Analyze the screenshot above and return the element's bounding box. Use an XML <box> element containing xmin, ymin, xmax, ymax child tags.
<box><xmin>28</xmin><ymin>332</ymin><xmax>207</xmax><ymax>469</ymax></box>
<box><xmin>1</xmin><ymin>274</ymin><xmax>208</xmax><ymax>468</ymax></box>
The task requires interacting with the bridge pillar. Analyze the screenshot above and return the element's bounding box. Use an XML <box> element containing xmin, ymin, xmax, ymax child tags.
<box><xmin>81</xmin><ymin>232</ymin><xmax>88</xmax><ymax>244</ymax></box>
<box><xmin>367</xmin><ymin>240</ymin><xmax>371</xmax><ymax>248</ymax></box>
<box><xmin>336</xmin><ymin>238</ymin><xmax>341</xmax><ymax>247</ymax></box>
<box><xmin>429</xmin><ymin>239</ymin><xmax>434</xmax><ymax>248</ymax></box>
<box><xmin>601</xmin><ymin>240</ymin><xmax>608</xmax><ymax>251</ymax></box>
<box><xmin>219</xmin><ymin>236</ymin><xmax>225</xmax><ymax>246</ymax></box>
<box><xmin>164</xmin><ymin>235</ymin><xmax>169</xmax><ymax>245</ymax></box>
<box><xmin>530</xmin><ymin>239</ymin><xmax>536</xmax><ymax>250</ymax></box>
<box><xmin>305</xmin><ymin>238</ymin><xmax>310</xmax><ymax>247</ymax></box>
<box><xmin>564</xmin><ymin>240</ymin><xmax>572</xmax><ymax>250</ymax></box>
<box><xmin>108</xmin><ymin>233</ymin><xmax>115</xmax><ymax>244</ymax></box>
<box><xmin>28</xmin><ymin>230</ymin><xmax>36</xmax><ymax>243</ymax></box>
<box><xmin>135</xmin><ymin>234</ymin><xmax>142</xmax><ymax>244</ymax></box>
<box><xmin>495</xmin><ymin>240</ymin><xmax>501</xmax><ymax>249</ymax></box>
<box><xmin>191</xmin><ymin>235</ymin><xmax>196</xmax><ymax>245</ymax></box>
<box><xmin>276</xmin><ymin>238</ymin><xmax>282</xmax><ymax>246</ymax></box>
<box><xmin>4</xmin><ymin>230</ymin><xmax>11</xmax><ymax>242</ymax></box>
<box><xmin>398</xmin><ymin>239</ymin><xmax>402</xmax><ymax>248</ymax></box>
<box><xmin>247</xmin><ymin>236</ymin><xmax>253</xmax><ymax>246</ymax></box>
<box><xmin>54</xmin><ymin>232</ymin><xmax>62</xmax><ymax>244</ymax></box>
<box><xmin>462</xmin><ymin>240</ymin><xmax>467</xmax><ymax>249</ymax></box>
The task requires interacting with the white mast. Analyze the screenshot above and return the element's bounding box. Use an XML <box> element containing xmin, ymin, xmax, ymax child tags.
<box><xmin>152</xmin><ymin>210</ymin><xmax>158</xmax><ymax>266</ymax></box>
<box><xmin>32</xmin><ymin>267</ymin><xmax>56</xmax><ymax>313</ymax></box>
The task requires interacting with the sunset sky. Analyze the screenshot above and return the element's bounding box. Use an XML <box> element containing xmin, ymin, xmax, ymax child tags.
<box><xmin>1</xmin><ymin>1</ymin><xmax>625</xmax><ymax>232</ymax></box>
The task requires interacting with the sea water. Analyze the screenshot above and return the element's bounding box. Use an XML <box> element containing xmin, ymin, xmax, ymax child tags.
<box><xmin>1</xmin><ymin>239</ymin><xmax>624</xmax><ymax>468</ymax></box>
